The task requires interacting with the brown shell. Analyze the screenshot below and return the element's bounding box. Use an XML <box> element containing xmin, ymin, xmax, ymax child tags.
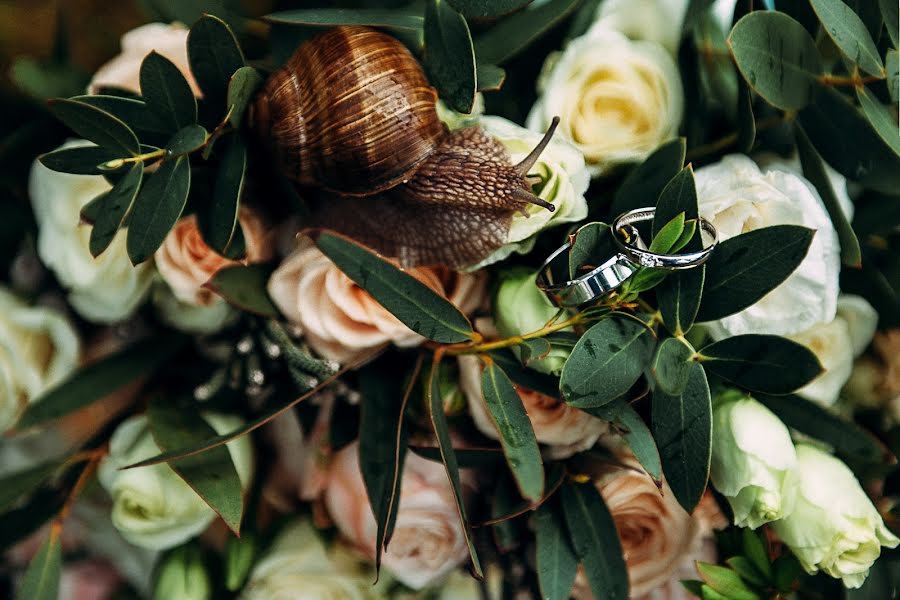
<box><xmin>249</xmin><ymin>26</ymin><xmax>447</xmax><ymax>196</ymax></box>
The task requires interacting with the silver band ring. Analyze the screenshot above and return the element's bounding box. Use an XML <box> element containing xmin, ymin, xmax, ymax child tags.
<box><xmin>612</xmin><ymin>208</ymin><xmax>718</xmax><ymax>270</ymax></box>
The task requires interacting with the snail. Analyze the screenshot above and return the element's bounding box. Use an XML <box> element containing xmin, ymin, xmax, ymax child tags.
<box><xmin>249</xmin><ymin>25</ymin><xmax>559</xmax><ymax>268</ymax></box>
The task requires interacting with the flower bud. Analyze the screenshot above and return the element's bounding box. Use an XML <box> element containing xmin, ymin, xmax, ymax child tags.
<box><xmin>772</xmin><ymin>444</ymin><xmax>900</xmax><ymax>589</ymax></box>
<box><xmin>153</xmin><ymin>544</ymin><xmax>212</xmax><ymax>600</ymax></box>
<box><xmin>709</xmin><ymin>392</ymin><xmax>798</xmax><ymax>529</ymax></box>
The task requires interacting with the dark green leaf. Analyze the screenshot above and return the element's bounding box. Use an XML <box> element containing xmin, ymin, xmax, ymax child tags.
<box><xmin>697</xmin><ymin>562</ymin><xmax>760</xmax><ymax>600</ymax></box>
<box><xmin>200</xmin><ymin>135</ymin><xmax>246</xmax><ymax>256</ymax></box>
<box><xmin>410</xmin><ymin>445</ymin><xmax>505</xmax><ymax>468</ymax></box>
<box><xmin>742</xmin><ymin>529</ymin><xmax>772</xmax><ymax>580</ymax></box>
<box><xmin>226</xmin><ymin>67</ymin><xmax>263</xmax><ymax>128</ymax></box>
<box><xmin>584</xmin><ymin>399</ymin><xmax>662</xmax><ymax>482</ymax></box>
<box><xmin>727</xmin><ymin>12</ymin><xmax>823</xmax><ymax>110</ymax></box>
<box><xmin>148</xmin><ymin>400</ymin><xmax>245</xmax><ymax>534</ymax></box>
<box><xmin>140</xmin><ymin>51</ymin><xmax>197</xmax><ymax>130</ymax></box>
<box><xmin>683</xmin><ymin>0</ymin><xmax>716</xmax><ymax>32</ymax></box>
<box><xmin>476</xmin><ymin>63</ymin><xmax>505</xmax><ymax>91</ymax></box>
<box><xmin>425</xmin><ymin>0</ymin><xmax>477</xmax><ymax>113</ymax></box>
<box><xmin>736</xmin><ymin>79</ymin><xmax>756</xmax><ymax>153</ymax></box>
<box><xmin>88</xmin><ymin>163</ymin><xmax>143</xmax><ymax>257</ymax></box>
<box><xmin>0</xmin><ymin>490</ymin><xmax>64</xmax><ymax>550</ymax></box>
<box><xmin>857</xmin><ymin>87</ymin><xmax>900</xmax><ymax>159</ymax></box>
<box><xmin>312</xmin><ymin>231</ymin><xmax>474</xmax><ymax>343</ymax></box>
<box><xmin>561</xmin><ymin>481</ymin><xmax>629</xmax><ymax>600</ymax></box>
<box><xmin>652</xmin><ymin>363</ymin><xmax>711</xmax><ymax>512</ymax></box>
<box><xmin>207</xmin><ymin>264</ymin><xmax>279</xmax><ymax>317</ymax></box>
<box><xmin>446</xmin><ymin>0</ymin><xmax>532</xmax><ymax>18</ymax></box>
<box><xmin>568</xmin><ymin>222</ymin><xmax>611</xmax><ymax>279</ymax></box>
<box><xmin>650</xmin><ymin>213</ymin><xmax>687</xmax><ymax>254</ymax></box>
<box><xmin>72</xmin><ymin>94</ymin><xmax>172</xmax><ymax>145</ymax></box>
<box><xmin>126</xmin><ymin>156</ymin><xmax>191</xmax><ymax>264</ymax></box>
<box><xmin>699</xmin><ymin>334</ymin><xmax>823</xmax><ymax>394</ymax></box>
<box><xmin>611</xmin><ymin>138</ymin><xmax>686</xmax><ymax>220</ymax></box>
<box><xmin>888</xmin><ymin>50</ymin><xmax>899</xmax><ymax>104</ymax></box>
<box><xmin>772</xmin><ymin>554</ymin><xmax>805</xmax><ymax>593</ymax></box>
<box><xmin>694</xmin><ymin>12</ymin><xmax>739</xmax><ymax>119</ymax></box>
<box><xmin>481</xmin><ymin>361</ymin><xmax>544</xmax><ymax>502</ymax></box>
<box><xmin>10</xmin><ymin>59</ymin><xmax>88</xmax><ymax>101</ymax></box>
<box><xmin>794</xmin><ymin>123</ymin><xmax>861</xmax><ymax>267</ymax></box>
<box><xmin>17</xmin><ymin>336</ymin><xmax>184</xmax><ymax>429</ymax></box>
<box><xmin>652</xmin><ymin>337</ymin><xmax>696</xmax><ymax>395</ymax></box>
<box><xmin>38</xmin><ymin>145</ymin><xmax>119</xmax><ymax>175</ymax></box>
<box><xmin>654</xmin><ymin>166</ymin><xmax>698</xmax><ymax>237</ymax></box>
<box><xmin>18</xmin><ymin>532</ymin><xmax>62</xmax><ymax>600</ymax></box>
<box><xmin>881</xmin><ymin>0</ymin><xmax>899</xmax><ymax>47</ymax></box>
<box><xmin>187</xmin><ymin>14</ymin><xmax>245</xmax><ymax>105</ymax></box>
<box><xmin>810</xmin><ymin>0</ymin><xmax>884</xmax><ymax>77</ymax></box>
<box><xmin>264</xmin><ymin>9</ymin><xmax>424</xmax><ymax>32</ymax></box>
<box><xmin>566</xmin><ymin>0</ymin><xmax>604</xmax><ymax>41</ymax></box>
<box><xmin>727</xmin><ymin>556</ymin><xmax>767</xmax><ymax>588</ymax></box>
<box><xmin>696</xmin><ymin>226</ymin><xmax>814</xmax><ymax>322</ymax></box>
<box><xmin>488</xmin><ymin>350</ymin><xmax>560</xmax><ymax>398</ymax></box>
<box><xmin>560</xmin><ymin>317</ymin><xmax>655</xmax><ymax>408</ymax></box>
<box><xmin>473</xmin><ymin>0</ymin><xmax>580</xmax><ymax>65</ymax></box>
<box><xmin>0</xmin><ymin>461</ymin><xmax>65</xmax><ymax>514</ymax></box>
<box><xmin>165</xmin><ymin>124</ymin><xmax>208</xmax><ymax>155</ymax></box>
<box><xmin>47</xmin><ymin>98</ymin><xmax>140</xmax><ymax>156</ymax></box>
<box><xmin>535</xmin><ymin>501</ymin><xmax>578</xmax><ymax>600</ymax></box>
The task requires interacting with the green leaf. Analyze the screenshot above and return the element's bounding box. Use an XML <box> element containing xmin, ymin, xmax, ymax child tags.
<box><xmin>17</xmin><ymin>336</ymin><xmax>184</xmax><ymax>429</ymax></box>
<box><xmin>810</xmin><ymin>0</ymin><xmax>884</xmax><ymax>77</ymax></box>
<box><xmin>481</xmin><ymin>361</ymin><xmax>544</xmax><ymax>502</ymax></box>
<box><xmin>126</xmin><ymin>156</ymin><xmax>191</xmax><ymax>264</ymax></box>
<box><xmin>650</xmin><ymin>213</ymin><xmax>687</xmax><ymax>254</ymax></box>
<box><xmin>474</xmin><ymin>0</ymin><xmax>580</xmax><ymax>65</ymax></box>
<box><xmin>652</xmin><ymin>337</ymin><xmax>696</xmax><ymax>396</ymax></box>
<box><xmin>72</xmin><ymin>94</ymin><xmax>172</xmax><ymax>145</ymax></box>
<box><xmin>47</xmin><ymin>98</ymin><xmax>140</xmax><ymax>156</ymax></box>
<box><xmin>857</xmin><ymin>87</ymin><xmax>900</xmax><ymax>159</ymax></box>
<box><xmin>425</xmin><ymin>0</ymin><xmax>477</xmax><ymax>113</ymax></box>
<box><xmin>881</xmin><ymin>0</ymin><xmax>899</xmax><ymax>48</ymax></box>
<box><xmin>148</xmin><ymin>400</ymin><xmax>245</xmax><ymax>534</ymax></box>
<box><xmin>535</xmin><ymin>501</ymin><xmax>578</xmax><ymax>600</ymax></box>
<box><xmin>207</xmin><ymin>264</ymin><xmax>279</xmax><ymax>317</ymax></box>
<box><xmin>584</xmin><ymin>399</ymin><xmax>662</xmax><ymax>482</ymax></box>
<box><xmin>683</xmin><ymin>0</ymin><xmax>716</xmax><ymax>32</ymax></box>
<box><xmin>226</xmin><ymin>66</ymin><xmax>263</xmax><ymax>128</ymax></box>
<box><xmin>0</xmin><ymin>490</ymin><xmax>64</xmax><ymax>550</ymax></box>
<box><xmin>888</xmin><ymin>50</ymin><xmax>899</xmax><ymax>104</ymax></box>
<box><xmin>0</xmin><ymin>461</ymin><xmax>65</xmax><ymax>514</ymax></box>
<box><xmin>651</xmin><ymin>363</ymin><xmax>711</xmax><ymax>512</ymax></box>
<box><xmin>560</xmin><ymin>317</ymin><xmax>655</xmax><ymax>408</ymax></box>
<box><xmin>264</xmin><ymin>9</ymin><xmax>424</xmax><ymax>32</ymax></box>
<box><xmin>727</xmin><ymin>11</ymin><xmax>823</xmax><ymax>110</ymax></box>
<box><xmin>698</xmin><ymin>334</ymin><xmax>823</xmax><ymax>394</ymax></box>
<box><xmin>165</xmin><ymin>124</ymin><xmax>208</xmax><ymax>155</ymax></box>
<box><xmin>140</xmin><ymin>51</ymin><xmax>197</xmax><ymax>130</ymax></box>
<box><xmin>488</xmin><ymin>349</ymin><xmax>560</xmax><ymax>398</ymax></box>
<box><xmin>18</xmin><ymin>532</ymin><xmax>62</xmax><ymax>600</ymax></box>
<box><xmin>561</xmin><ymin>481</ymin><xmax>629</xmax><ymax>600</ymax></box>
<box><xmin>726</xmin><ymin>556</ymin><xmax>767</xmax><ymax>588</ymax></box>
<box><xmin>199</xmin><ymin>135</ymin><xmax>246</xmax><ymax>257</ymax></box>
<box><xmin>10</xmin><ymin>59</ymin><xmax>88</xmax><ymax>101</ymax></box>
<box><xmin>312</xmin><ymin>231</ymin><xmax>474</xmax><ymax>343</ymax></box>
<box><xmin>38</xmin><ymin>144</ymin><xmax>119</xmax><ymax>175</ymax></box>
<box><xmin>772</xmin><ymin>554</ymin><xmax>805</xmax><ymax>593</ymax></box>
<box><xmin>187</xmin><ymin>14</ymin><xmax>245</xmax><ymax>106</ymax></box>
<box><xmin>742</xmin><ymin>528</ymin><xmax>772</xmax><ymax>580</ymax></box>
<box><xmin>446</xmin><ymin>0</ymin><xmax>532</xmax><ymax>18</ymax></box>
<box><xmin>696</xmin><ymin>226</ymin><xmax>815</xmax><ymax>322</ymax></box>
<box><xmin>736</xmin><ymin>79</ymin><xmax>756</xmax><ymax>153</ymax></box>
<box><xmin>518</xmin><ymin>338</ymin><xmax>552</xmax><ymax>365</ymax></box>
<box><xmin>568</xmin><ymin>222</ymin><xmax>611</xmax><ymax>279</ymax></box>
<box><xmin>611</xmin><ymin>138</ymin><xmax>686</xmax><ymax>229</ymax></box>
<box><xmin>476</xmin><ymin>63</ymin><xmax>506</xmax><ymax>91</ymax></box>
<box><xmin>88</xmin><ymin>163</ymin><xmax>143</xmax><ymax>257</ymax></box>
<box><xmin>696</xmin><ymin>562</ymin><xmax>761</xmax><ymax>600</ymax></box>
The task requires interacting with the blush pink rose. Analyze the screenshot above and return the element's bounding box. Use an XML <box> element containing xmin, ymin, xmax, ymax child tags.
<box><xmin>267</xmin><ymin>240</ymin><xmax>487</xmax><ymax>364</ymax></box>
<box><xmin>322</xmin><ymin>441</ymin><xmax>472</xmax><ymax>590</ymax></box>
<box><xmin>155</xmin><ymin>208</ymin><xmax>274</xmax><ymax>307</ymax></box>
<box><xmin>88</xmin><ymin>23</ymin><xmax>199</xmax><ymax>96</ymax></box>
<box><xmin>59</xmin><ymin>559</ymin><xmax>121</xmax><ymax>600</ymax></box>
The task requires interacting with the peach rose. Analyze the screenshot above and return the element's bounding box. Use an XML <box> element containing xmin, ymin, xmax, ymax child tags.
<box><xmin>155</xmin><ymin>207</ymin><xmax>273</xmax><ymax>307</ymax></box>
<box><xmin>322</xmin><ymin>441</ymin><xmax>472</xmax><ymax>590</ymax></box>
<box><xmin>88</xmin><ymin>23</ymin><xmax>199</xmax><ymax>96</ymax></box>
<box><xmin>59</xmin><ymin>559</ymin><xmax>122</xmax><ymax>600</ymax></box>
<box><xmin>267</xmin><ymin>240</ymin><xmax>487</xmax><ymax>364</ymax></box>
<box><xmin>458</xmin><ymin>355</ymin><xmax>608</xmax><ymax>458</ymax></box>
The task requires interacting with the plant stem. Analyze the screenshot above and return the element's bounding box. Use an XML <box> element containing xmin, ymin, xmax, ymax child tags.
<box><xmin>445</xmin><ymin>313</ymin><xmax>590</xmax><ymax>356</ymax></box>
<box><xmin>685</xmin><ymin>114</ymin><xmax>792</xmax><ymax>162</ymax></box>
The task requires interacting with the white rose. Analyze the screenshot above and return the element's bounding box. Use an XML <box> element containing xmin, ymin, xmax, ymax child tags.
<box><xmin>526</xmin><ymin>26</ymin><xmax>683</xmax><ymax>176</ymax></box>
<box><xmin>696</xmin><ymin>154</ymin><xmax>841</xmax><ymax>337</ymax></box>
<box><xmin>0</xmin><ymin>287</ymin><xmax>79</xmax><ymax>431</ymax></box>
<box><xmin>789</xmin><ymin>295</ymin><xmax>878</xmax><ymax>407</ymax></box>
<box><xmin>98</xmin><ymin>413</ymin><xmax>254</xmax><ymax>550</ymax></box>
<box><xmin>435</xmin><ymin>94</ymin><xmax>485</xmax><ymax>130</ymax></box>
<box><xmin>771</xmin><ymin>444</ymin><xmax>899</xmax><ymax>589</ymax></box>
<box><xmin>593</xmin><ymin>0</ymin><xmax>689</xmax><ymax>55</ymax></box>
<box><xmin>29</xmin><ymin>140</ymin><xmax>155</xmax><ymax>323</ymax></box>
<box><xmin>468</xmin><ymin>116</ymin><xmax>589</xmax><ymax>268</ymax></box>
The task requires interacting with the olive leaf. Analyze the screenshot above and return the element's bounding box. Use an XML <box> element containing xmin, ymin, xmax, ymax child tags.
<box><xmin>88</xmin><ymin>163</ymin><xmax>143</xmax><ymax>257</ymax></box>
<box><xmin>610</xmin><ymin>138</ymin><xmax>686</xmax><ymax>229</ymax></box>
<box><xmin>38</xmin><ymin>144</ymin><xmax>119</xmax><ymax>176</ymax></box>
<box><xmin>18</xmin><ymin>533</ymin><xmax>62</xmax><ymax>600</ymax></box>
<box><xmin>199</xmin><ymin>135</ymin><xmax>247</xmax><ymax>257</ymax></box>
<box><xmin>534</xmin><ymin>500</ymin><xmax>579</xmax><ymax>600</ymax></box>
<box><xmin>424</xmin><ymin>0</ymin><xmax>476</xmax><ymax>114</ymax></box>
<box><xmin>72</xmin><ymin>95</ymin><xmax>172</xmax><ymax>147</ymax></box>
<box><xmin>139</xmin><ymin>51</ymin><xmax>197</xmax><ymax>130</ymax></box>
<box><xmin>187</xmin><ymin>14</ymin><xmax>245</xmax><ymax>106</ymax></box>
<box><xmin>47</xmin><ymin>98</ymin><xmax>140</xmax><ymax>157</ymax></box>
<box><xmin>126</xmin><ymin>156</ymin><xmax>191</xmax><ymax>264</ymax></box>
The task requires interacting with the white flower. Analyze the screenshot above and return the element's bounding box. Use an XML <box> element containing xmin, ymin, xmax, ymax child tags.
<box><xmin>526</xmin><ymin>26</ymin><xmax>683</xmax><ymax>176</ymax></box>
<box><xmin>467</xmin><ymin>116</ymin><xmax>589</xmax><ymax>268</ymax></box>
<box><xmin>789</xmin><ymin>295</ymin><xmax>878</xmax><ymax>407</ymax></box>
<box><xmin>771</xmin><ymin>444</ymin><xmax>899</xmax><ymax>589</ymax></box>
<box><xmin>696</xmin><ymin>154</ymin><xmax>841</xmax><ymax>337</ymax></box>
<box><xmin>0</xmin><ymin>287</ymin><xmax>79</xmax><ymax>431</ymax></box>
<box><xmin>435</xmin><ymin>94</ymin><xmax>485</xmax><ymax>130</ymax></box>
<box><xmin>709</xmin><ymin>392</ymin><xmax>798</xmax><ymax>529</ymax></box>
<box><xmin>593</xmin><ymin>0</ymin><xmax>689</xmax><ymax>54</ymax></box>
<box><xmin>29</xmin><ymin>140</ymin><xmax>154</xmax><ymax>323</ymax></box>
<box><xmin>98</xmin><ymin>413</ymin><xmax>253</xmax><ymax>550</ymax></box>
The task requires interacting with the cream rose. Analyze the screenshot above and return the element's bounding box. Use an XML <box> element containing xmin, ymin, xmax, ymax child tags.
<box><xmin>98</xmin><ymin>413</ymin><xmax>253</xmax><ymax>550</ymax></box>
<box><xmin>695</xmin><ymin>154</ymin><xmax>841</xmax><ymax>337</ymax></box>
<box><xmin>458</xmin><ymin>355</ymin><xmax>608</xmax><ymax>458</ymax></box>
<box><xmin>29</xmin><ymin>140</ymin><xmax>155</xmax><ymax>323</ymax></box>
<box><xmin>0</xmin><ymin>287</ymin><xmax>79</xmax><ymax>432</ymax></box>
<box><xmin>267</xmin><ymin>240</ymin><xmax>487</xmax><ymax>364</ymax></box>
<box><xmin>526</xmin><ymin>25</ymin><xmax>683</xmax><ymax>176</ymax></box>
<box><xmin>323</xmin><ymin>441</ymin><xmax>471</xmax><ymax>590</ymax></box>
<box><xmin>593</xmin><ymin>0</ymin><xmax>689</xmax><ymax>55</ymax></box>
<box><xmin>88</xmin><ymin>23</ymin><xmax>199</xmax><ymax>95</ymax></box>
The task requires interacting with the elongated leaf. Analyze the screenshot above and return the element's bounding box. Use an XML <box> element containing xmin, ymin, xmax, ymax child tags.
<box><xmin>810</xmin><ymin>0</ymin><xmax>884</xmax><ymax>77</ymax></box>
<box><xmin>165</xmin><ymin>124</ymin><xmax>207</xmax><ymax>155</ymax></box>
<box><xmin>187</xmin><ymin>14</ymin><xmax>245</xmax><ymax>105</ymax></box>
<box><xmin>584</xmin><ymin>399</ymin><xmax>662</xmax><ymax>482</ymax></box>
<box><xmin>696</xmin><ymin>226</ymin><xmax>814</xmax><ymax>322</ymax></box>
<box><xmin>425</xmin><ymin>0</ymin><xmax>476</xmax><ymax>113</ymax></box>
<box><xmin>699</xmin><ymin>334</ymin><xmax>823</xmax><ymax>394</ymax></box>
<box><xmin>654</xmin><ymin>165</ymin><xmax>697</xmax><ymax>240</ymax></box>
<box><xmin>312</xmin><ymin>231</ymin><xmax>474</xmax><ymax>343</ymax></box>
<box><xmin>652</xmin><ymin>337</ymin><xmax>696</xmax><ymax>396</ymax></box>
<box><xmin>140</xmin><ymin>51</ymin><xmax>197</xmax><ymax>130</ymax></box>
<box><xmin>652</xmin><ymin>363</ymin><xmax>711</xmax><ymax>511</ymax></box>
<box><xmin>727</xmin><ymin>12</ymin><xmax>823</xmax><ymax>110</ymax></box>
<box><xmin>88</xmin><ymin>163</ymin><xmax>143</xmax><ymax>257</ymax></box>
<box><xmin>226</xmin><ymin>67</ymin><xmax>263</xmax><ymax>128</ymax></box>
<box><xmin>476</xmin><ymin>63</ymin><xmax>505</xmax><ymax>91</ymax></box>
<box><xmin>697</xmin><ymin>562</ymin><xmax>760</xmax><ymax>600</ymax></box>
<box><xmin>18</xmin><ymin>531</ymin><xmax>62</xmax><ymax>600</ymax></box>
<box><xmin>561</xmin><ymin>318</ymin><xmax>655</xmax><ymax>408</ymax></box>
<box><xmin>743</xmin><ymin>528</ymin><xmax>772</xmax><ymax>580</ymax></box>
<box><xmin>888</xmin><ymin>50</ymin><xmax>899</xmax><ymax>104</ymax></box>
<box><xmin>488</xmin><ymin>350</ymin><xmax>560</xmax><ymax>398</ymax></box>
<box><xmin>126</xmin><ymin>156</ymin><xmax>191</xmax><ymax>264</ymax></box>
<box><xmin>535</xmin><ymin>501</ymin><xmax>578</xmax><ymax>600</ymax></box>
<box><xmin>38</xmin><ymin>144</ymin><xmax>119</xmax><ymax>175</ymax></box>
<box><xmin>72</xmin><ymin>94</ymin><xmax>171</xmax><ymax>145</ymax></box>
<box><xmin>447</xmin><ymin>0</ymin><xmax>532</xmax><ymax>18</ymax></box>
<box><xmin>47</xmin><ymin>98</ymin><xmax>140</xmax><ymax>156</ymax></box>
<box><xmin>736</xmin><ymin>79</ymin><xmax>756</xmax><ymax>153</ymax></box>
<box><xmin>200</xmin><ymin>135</ymin><xmax>246</xmax><ymax>256</ymax></box>
<box><xmin>148</xmin><ymin>400</ymin><xmax>245</xmax><ymax>534</ymax></box>
<box><xmin>650</xmin><ymin>213</ymin><xmax>686</xmax><ymax>254</ymax></box>
<box><xmin>611</xmin><ymin>138</ymin><xmax>686</xmax><ymax>222</ymax></box>
<box><xmin>0</xmin><ymin>490</ymin><xmax>64</xmax><ymax>550</ymax></box>
<box><xmin>17</xmin><ymin>336</ymin><xmax>184</xmax><ymax>429</ymax></box>
<box><xmin>411</xmin><ymin>445</ymin><xmax>505</xmax><ymax>468</ymax></box>
<box><xmin>481</xmin><ymin>362</ymin><xmax>544</xmax><ymax>502</ymax></box>
<box><xmin>207</xmin><ymin>264</ymin><xmax>278</xmax><ymax>317</ymax></box>
<box><xmin>473</xmin><ymin>0</ymin><xmax>580</xmax><ymax>65</ymax></box>
<box><xmin>568</xmin><ymin>222</ymin><xmax>611</xmax><ymax>279</ymax></box>
<box><xmin>561</xmin><ymin>481</ymin><xmax>629</xmax><ymax>600</ymax></box>
<box><xmin>0</xmin><ymin>461</ymin><xmax>65</xmax><ymax>514</ymax></box>
<box><xmin>881</xmin><ymin>0</ymin><xmax>899</xmax><ymax>47</ymax></box>
<box><xmin>857</xmin><ymin>87</ymin><xmax>900</xmax><ymax>159</ymax></box>
<box><xmin>264</xmin><ymin>9</ymin><xmax>424</xmax><ymax>32</ymax></box>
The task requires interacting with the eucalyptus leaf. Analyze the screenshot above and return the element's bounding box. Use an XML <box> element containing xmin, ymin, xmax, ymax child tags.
<box><xmin>697</xmin><ymin>562</ymin><xmax>761</xmax><ymax>600</ymax></box>
<box><xmin>584</xmin><ymin>399</ymin><xmax>662</xmax><ymax>482</ymax></box>
<box><xmin>88</xmin><ymin>163</ymin><xmax>143</xmax><ymax>257</ymax></box>
<box><xmin>126</xmin><ymin>156</ymin><xmax>191</xmax><ymax>264</ymax></box>
<box><xmin>447</xmin><ymin>0</ymin><xmax>532</xmax><ymax>18</ymax></box>
<box><xmin>139</xmin><ymin>51</ymin><xmax>197</xmax><ymax>130</ymax></box>
<box><xmin>72</xmin><ymin>94</ymin><xmax>172</xmax><ymax>146</ymax></box>
<box><xmin>18</xmin><ymin>532</ymin><xmax>62</xmax><ymax>600</ymax></box>
<box><xmin>654</xmin><ymin>167</ymin><xmax>698</xmax><ymax>238</ymax></box>
<box><xmin>881</xmin><ymin>0</ymin><xmax>899</xmax><ymax>48</ymax></box>
<box><xmin>699</xmin><ymin>334</ymin><xmax>823</xmax><ymax>394</ymax></box>
<box><xmin>652</xmin><ymin>337</ymin><xmax>696</xmax><ymax>396</ymax></box>
<box><xmin>610</xmin><ymin>138</ymin><xmax>686</xmax><ymax>227</ymax></box>
<box><xmin>519</xmin><ymin>338</ymin><xmax>552</xmax><ymax>365</ymax></box>
<box><xmin>683</xmin><ymin>0</ymin><xmax>716</xmax><ymax>32</ymax></box>
<box><xmin>187</xmin><ymin>14</ymin><xmax>245</xmax><ymax>106</ymax></box>
<box><xmin>38</xmin><ymin>144</ymin><xmax>119</xmax><ymax>175</ymax></box>
<box><xmin>736</xmin><ymin>79</ymin><xmax>756</xmax><ymax>153</ymax></box>
<box><xmin>473</xmin><ymin>0</ymin><xmax>580</xmax><ymax>65</ymax></box>
<box><xmin>650</xmin><ymin>213</ymin><xmax>687</xmax><ymax>254</ymax></box>
<box><xmin>200</xmin><ymin>135</ymin><xmax>246</xmax><ymax>257</ymax></box>
<box><xmin>165</xmin><ymin>124</ymin><xmax>208</xmax><ymax>155</ymax></box>
<box><xmin>47</xmin><ymin>98</ymin><xmax>140</xmax><ymax>156</ymax></box>
<box><xmin>488</xmin><ymin>350</ymin><xmax>560</xmax><ymax>398</ymax></box>
<box><xmin>476</xmin><ymin>63</ymin><xmax>505</xmax><ymax>91</ymax></box>
<box><xmin>226</xmin><ymin>67</ymin><xmax>263</xmax><ymax>128</ymax></box>
<box><xmin>264</xmin><ymin>9</ymin><xmax>425</xmax><ymax>32</ymax></box>
<box><xmin>743</xmin><ymin>528</ymin><xmax>773</xmax><ymax>580</ymax></box>
<box><xmin>207</xmin><ymin>264</ymin><xmax>279</xmax><ymax>317</ymax></box>
<box><xmin>727</xmin><ymin>557</ymin><xmax>767</xmax><ymax>588</ymax></box>
<box><xmin>535</xmin><ymin>501</ymin><xmax>578</xmax><ymax>600</ymax></box>
<box><xmin>809</xmin><ymin>0</ymin><xmax>884</xmax><ymax>77</ymax></box>
<box><xmin>0</xmin><ymin>460</ymin><xmax>66</xmax><ymax>514</ymax></box>
<box><xmin>424</xmin><ymin>0</ymin><xmax>476</xmax><ymax>113</ymax></box>
<box><xmin>856</xmin><ymin>87</ymin><xmax>900</xmax><ymax>159</ymax></box>
<box><xmin>410</xmin><ymin>446</ymin><xmax>505</xmax><ymax>468</ymax></box>
<box><xmin>888</xmin><ymin>50</ymin><xmax>899</xmax><ymax>104</ymax></box>
<box><xmin>568</xmin><ymin>222</ymin><xmax>610</xmax><ymax>279</ymax></box>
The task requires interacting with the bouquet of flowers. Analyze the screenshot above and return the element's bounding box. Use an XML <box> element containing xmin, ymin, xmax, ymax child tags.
<box><xmin>2</xmin><ymin>0</ymin><xmax>899</xmax><ymax>598</ymax></box>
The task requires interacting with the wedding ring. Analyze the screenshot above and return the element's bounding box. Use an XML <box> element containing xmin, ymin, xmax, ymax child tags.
<box><xmin>612</xmin><ymin>207</ymin><xmax>718</xmax><ymax>270</ymax></box>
